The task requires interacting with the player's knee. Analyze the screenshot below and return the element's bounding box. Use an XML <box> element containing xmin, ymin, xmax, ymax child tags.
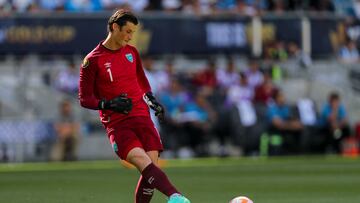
<box><xmin>126</xmin><ymin>148</ymin><xmax>152</xmax><ymax>171</ymax></box>
<box><xmin>131</xmin><ymin>155</ymin><xmax>152</xmax><ymax>171</ymax></box>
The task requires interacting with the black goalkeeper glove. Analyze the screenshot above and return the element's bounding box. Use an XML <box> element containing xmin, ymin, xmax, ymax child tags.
<box><xmin>143</xmin><ymin>92</ymin><xmax>165</xmax><ymax>122</ymax></box>
<box><xmin>99</xmin><ymin>94</ymin><xmax>132</xmax><ymax>114</ymax></box>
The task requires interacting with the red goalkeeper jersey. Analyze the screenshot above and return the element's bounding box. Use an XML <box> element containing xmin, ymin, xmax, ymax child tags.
<box><xmin>78</xmin><ymin>42</ymin><xmax>151</xmax><ymax>127</ymax></box>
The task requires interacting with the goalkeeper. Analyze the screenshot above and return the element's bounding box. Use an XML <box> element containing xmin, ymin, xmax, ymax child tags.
<box><xmin>78</xmin><ymin>9</ymin><xmax>190</xmax><ymax>203</ymax></box>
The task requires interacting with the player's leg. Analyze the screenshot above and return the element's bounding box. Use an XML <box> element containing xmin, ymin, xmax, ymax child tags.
<box><xmin>109</xmin><ymin>117</ymin><xmax>190</xmax><ymax>202</ymax></box>
<box><xmin>145</xmin><ymin>152</ymin><xmax>191</xmax><ymax>203</ymax></box>
<box><xmin>134</xmin><ymin>150</ymin><xmax>159</xmax><ymax>203</ymax></box>
<box><xmin>146</xmin><ymin>151</ymin><xmax>159</xmax><ymax>166</ymax></box>
<box><xmin>139</xmin><ymin>117</ymin><xmax>190</xmax><ymax>203</ymax></box>
<box><xmin>126</xmin><ymin>148</ymin><xmax>190</xmax><ymax>202</ymax></box>
<box><xmin>126</xmin><ymin>148</ymin><xmax>180</xmax><ymax>195</ymax></box>
<box><xmin>107</xmin><ymin>121</ymin><xmax>156</xmax><ymax>203</ymax></box>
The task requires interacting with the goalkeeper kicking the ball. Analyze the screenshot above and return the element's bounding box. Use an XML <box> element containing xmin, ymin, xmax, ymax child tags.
<box><xmin>78</xmin><ymin>9</ymin><xmax>190</xmax><ymax>203</ymax></box>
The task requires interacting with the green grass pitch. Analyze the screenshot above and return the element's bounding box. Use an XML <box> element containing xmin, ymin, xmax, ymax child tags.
<box><xmin>0</xmin><ymin>156</ymin><xmax>359</xmax><ymax>203</ymax></box>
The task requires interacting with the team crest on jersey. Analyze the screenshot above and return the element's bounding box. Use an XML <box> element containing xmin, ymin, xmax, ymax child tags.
<box><xmin>82</xmin><ymin>57</ymin><xmax>89</xmax><ymax>68</ymax></box>
<box><xmin>125</xmin><ymin>53</ymin><xmax>133</xmax><ymax>63</ymax></box>
<box><xmin>112</xmin><ymin>142</ymin><xmax>118</xmax><ymax>152</ymax></box>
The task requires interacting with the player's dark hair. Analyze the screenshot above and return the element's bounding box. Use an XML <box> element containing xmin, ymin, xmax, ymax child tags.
<box><xmin>239</xmin><ymin>71</ymin><xmax>247</xmax><ymax>79</ymax></box>
<box><xmin>272</xmin><ymin>89</ymin><xmax>282</xmax><ymax>100</ymax></box>
<box><xmin>329</xmin><ymin>92</ymin><xmax>340</xmax><ymax>102</ymax></box>
<box><xmin>108</xmin><ymin>9</ymin><xmax>138</xmax><ymax>32</ymax></box>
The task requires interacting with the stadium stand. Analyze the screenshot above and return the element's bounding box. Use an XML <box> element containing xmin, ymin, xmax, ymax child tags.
<box><xmin>1</xmin><ymin>0</ymin><xmax>360</xmax><ymax>162</ymax></box>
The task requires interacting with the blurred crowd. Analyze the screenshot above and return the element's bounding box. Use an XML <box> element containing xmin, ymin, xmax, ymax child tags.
<box><xmin>141</xmin><ymin>56</ymin><xmax>353</xmax><ymax>158</ymax></box>
<box><xmin>1</xmin><ymin>0</ymin><xmax>360</xmax><ymax>161</ymax></box>
<box><xmin>1</xmin><ymin>0</ymin><xmax>359</xmax><ymax>17</ymax></box>
<box><xmin>0</xmin><ymin>42</ymin><xmax>359</xmax><ymax>162</ymax></box>
<box><xmin>37</xmin><ymin>38</ymin><xmax>359</xmax><ymax>159</ymax></box>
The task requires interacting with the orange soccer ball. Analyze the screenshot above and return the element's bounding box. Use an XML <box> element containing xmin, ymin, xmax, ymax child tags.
<box><xmin>229</xmin><ymin>196</ymin><xmax>254</xmax><ymax>203</ymax></box>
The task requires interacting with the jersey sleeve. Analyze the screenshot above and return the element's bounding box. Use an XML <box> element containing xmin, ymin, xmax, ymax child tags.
<box><xmin>78</xmin><ymin>56</ymin><xmax>101</xmax><ymax>110</ymax></box>
<box><xmin>134</xmin><ymin>48</ymin><xmax>151</xmax><ymax>93</ymax></box>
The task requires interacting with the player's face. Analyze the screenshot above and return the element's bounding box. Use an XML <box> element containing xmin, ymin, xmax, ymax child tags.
<box><xmin>330</xmin><ymin>99</ymin><xmax>340</xmax><ymax>108</ymax></box>
<box><xmin>114</xmin><ymin>22</ymin><xmax>137</xmax><ymax>46</ymax></box>
<box><xmin>276</xmin><ymin>93</ymin><xmax>285</xmax><ymax>105</ymax></box>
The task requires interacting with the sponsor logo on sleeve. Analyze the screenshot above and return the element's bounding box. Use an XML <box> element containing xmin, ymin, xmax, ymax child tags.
<box><xmin>82</xmin><ymin>57</ymin><xmax>90</xmax><ymax>68</ymax></box>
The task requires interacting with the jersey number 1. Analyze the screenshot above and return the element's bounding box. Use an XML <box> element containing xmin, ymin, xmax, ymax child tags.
<box><xmin>107</xmin><ymin>69</ymin><xmax>113</xmax><ymax>82</ymax></box>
